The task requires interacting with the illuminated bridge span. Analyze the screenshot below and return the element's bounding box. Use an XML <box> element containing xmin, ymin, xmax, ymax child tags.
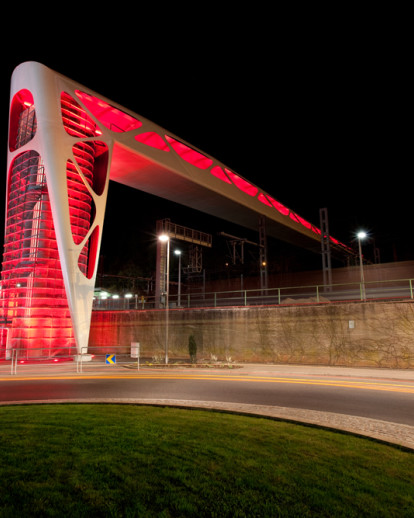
<box><xmin>0</xmin><ymin>62</ymin><xmax>353</xmax><ymax>358</ymax></box>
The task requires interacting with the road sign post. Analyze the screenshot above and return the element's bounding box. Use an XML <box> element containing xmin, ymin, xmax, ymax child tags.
<box><xmin>131</xmin><ymin>342</ymin><xmax>140</xmax><ymax>370</ymax></box>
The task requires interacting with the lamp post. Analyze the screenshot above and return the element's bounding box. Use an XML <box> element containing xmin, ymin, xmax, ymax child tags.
<box><xmin>159</xmin><ymin>233</ymin><xmax>170</xmax><ymax>364</ymax></box>
<box><xmin>124</xmin><ymin>293</ymin><xmax>133</xmax><ymax>309</ymax></box>
<box><xmin>357</xmin><ymin>231</ymin><xmax>367</xmax><ymax>300</ymax></box>
<box><xmin>174</xmin><ymin>249</ymin><xmax>182</xmax><ymax>307</ymax></box>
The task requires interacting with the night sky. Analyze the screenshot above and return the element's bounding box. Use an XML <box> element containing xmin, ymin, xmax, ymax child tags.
<box><xmin>1</xmin><ymin>13</ymin><xmax>411</xmax><ymax>279</ymax></box>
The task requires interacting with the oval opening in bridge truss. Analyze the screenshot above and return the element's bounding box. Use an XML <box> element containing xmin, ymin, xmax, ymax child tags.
<box><xmin>66</xmin><ymin>158</ymin><xmax>96</xmax><ymax>246</ymax></box>
<box><xmin>266</xmin><ymin>196</ymin><xmax>290</xmax><ymax>216</ymax></box>
<box><xmin>165</xmin><ymin>135</ymin><xmax>213</xmax><ymax>169</ymax></box>
<box><xmin>9</xmin><ymin>89</ymin><xmax>37</xmax><ymax>152</ymax></box>
<box><xmin>61</xmin><ymin>92</ymin><xmax>101</xmax><ymax>138</ymax></box>
<box><xmin>225</xmin><ymin>170</ymin><xmax>258</xmax><ymax>197</ymax></box>
<box><xmin>135</xmin><ymin>132</ymin><xmax>170</xmax><ymax>151</ymax></box>
<box><xmin>210</xmin><ymin>166</ymin><xmax>232</xmax><ymax>184</ymax></box>
<box><xmin>78</xmin><ymin>226</ymin><xmax>100</xmax><ymax>279</ymax></box>
<box><xmin>289</xmin><ymin>212</ymin><xmax>313</xmax><ymax>231</ymax></box>
<box><xmin>75</xmin><ymin>91</ymin><xmax>142</xmax><ymax>133</ymax></box>
<box><xmin>73</xmin><ymin>141</ymin><xmax>109</xmax><ymax>197</ymax></box>
<box><xmin>258</xmin><ymin>193</ymin><xmax>272</xmax><ymax>206</ymax></box>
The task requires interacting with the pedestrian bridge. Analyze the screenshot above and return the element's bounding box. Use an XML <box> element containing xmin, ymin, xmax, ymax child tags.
<box><xmin>2</xmin><ymin>62</ymin><xmax>354</xmax><ymax>358</ymax></box>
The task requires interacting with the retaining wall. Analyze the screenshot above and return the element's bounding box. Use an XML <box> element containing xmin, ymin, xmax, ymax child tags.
<box><xmin>89</xmin><ymin>300</ymin><xmax>414</xmax><ymax>368</ymax></box>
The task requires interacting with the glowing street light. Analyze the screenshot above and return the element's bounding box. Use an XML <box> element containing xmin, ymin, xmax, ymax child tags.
<box><xmin>357</xmin><ymin>231</ymin><xmax>367</xmax><ymax>300</ymax></box>
<box><xmin>124</xmin><ymin>293</ymin><xmax>133</xmax><ymax>309</ymax></box>
<box><xmin>159</xmin><ymin>233</ymin><xmax>170</xmax><ymax>364</ymax></box>
<box><xmin>174</xmin><ymin>249</ymin><xmax>182</xmax><ymax>307</ymax></box>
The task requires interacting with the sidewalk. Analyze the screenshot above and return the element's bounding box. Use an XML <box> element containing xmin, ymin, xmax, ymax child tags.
<box><xmin>233</xmin><ymin>363</ymin><xmax>414</xmax><ymax>380</ymax></box>
<box><xmin>1</xmin><ymin>360</ymin><xmax>414</xmax><ymax>380</ymax></box>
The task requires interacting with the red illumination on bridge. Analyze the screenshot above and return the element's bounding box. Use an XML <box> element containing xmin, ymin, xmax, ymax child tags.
<box><xmin>9</xmin><ymin>89</ymin><xmax>36</xmax><ymax>153</ymax></box>
<box><xmin>135</xmin><ymin>132</ymin><xmax>170</xmax><ymax>151</ymax></box>
<box><xmin>210</xmin><ymin>166</ymin><xmax>232</xmax><ymax>184</ymax></box>
<box><xmin>0</xmin><ymin>88</ymin><xmax>106</xmax><ymax>359</ymax></box>
<box><xmin>0</xmin><ymin>63</ymin><xmax>355</xmax><ymax>361</ymax></box>
<box><xmin>71</xmin><ymin>89</ymin><xmax>336</xmax><ymax>243</ymax></box>
<box><xmin>165</xmin><ymin>136</ymin><xmax>213</xmax><ymax>169</ymax></box>
<box><xmin>225</xmin><ymin>170</ymin><xmax>259</xmax><ymax>197</ymax></box>
<box><xmin>75</xmin><ymin>90</ymin><xmax>142</xmax><ymax>133</ymax></box>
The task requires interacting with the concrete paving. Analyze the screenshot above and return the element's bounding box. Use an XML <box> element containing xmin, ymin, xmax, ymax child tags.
<box><xmin>1</xmin><ymin>361</ymin><xmax>414</xmax><ymax>451</ymax></box>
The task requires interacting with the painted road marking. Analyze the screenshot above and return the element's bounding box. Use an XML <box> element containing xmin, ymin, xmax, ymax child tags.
<box><xmin>1</xmin><ymin>373</ymin><xmax>414</xmax><ymax>393</ymax></box>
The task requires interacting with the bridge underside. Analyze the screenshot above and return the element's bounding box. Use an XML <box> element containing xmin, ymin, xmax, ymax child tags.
<box><xmin>110</xmin><ymin>142</ymin><xmax>322</xmax><ymax>252</ymax></box>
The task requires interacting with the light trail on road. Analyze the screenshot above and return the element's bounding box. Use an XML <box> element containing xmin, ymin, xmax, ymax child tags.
<box><xmin>1</xmin><ymin>372</ymin><xmax>414</xmax><ymax>394</ymax></box>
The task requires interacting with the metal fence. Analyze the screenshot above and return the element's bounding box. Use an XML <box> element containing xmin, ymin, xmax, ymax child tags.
<box><xmin>5</xmin><ymin>344</ymin><xmax>142</xmax><ymax>376</ymax></box>
<box><xmin>92</xmin><ymin>278</ymin><xmax>414</xmax><ymax>311</ymax></box>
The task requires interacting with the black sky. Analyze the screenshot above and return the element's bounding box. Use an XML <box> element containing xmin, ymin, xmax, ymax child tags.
<box><xmin>1</xmin><ymin>11</ymin><xmax>411</xmax><ymax>271</ymax></box>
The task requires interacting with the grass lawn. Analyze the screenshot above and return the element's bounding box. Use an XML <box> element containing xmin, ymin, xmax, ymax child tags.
<box><xmin>0</xmin><ymin>404</ymin><xmax>413</xmax><ymax>517</ymax></box>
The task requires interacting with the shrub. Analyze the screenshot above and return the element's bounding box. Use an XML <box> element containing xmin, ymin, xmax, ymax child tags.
<box><xmin>188</xmin><ymin>335</ymin><xmax>197</xmax><ymax>363</ymax></box>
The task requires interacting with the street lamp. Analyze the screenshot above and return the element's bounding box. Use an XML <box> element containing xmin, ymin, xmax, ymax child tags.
<box><xmin>174</xmin><ymin>249</ymin><xmax>182</xmax><ymax>307</ymax></box>
<box><xmin>159</xmin><ymin>233</ymin><xmax>170</xmax><ymax>364</ymax></box>
<box><xmin>357</xmin><ymin>231</ymin><xmax>367</xmax><ymax>300</ymax></box>
<box><xmin>124</xmin><ymin>293</ymin><xmax>133</xmax><ymax>309</ymax></box>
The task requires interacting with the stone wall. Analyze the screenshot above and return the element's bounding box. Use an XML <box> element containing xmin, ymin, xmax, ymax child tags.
<box><xmin>89</xmin><ymin>300</ymin><xmax>414</xmax><ymax>368</ymax></box>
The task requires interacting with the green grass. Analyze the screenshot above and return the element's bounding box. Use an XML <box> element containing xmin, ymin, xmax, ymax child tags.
<box><xmin>0</xmin><ymin>404</ymin><xmax>413</xmax><ymax>517</ymax></box>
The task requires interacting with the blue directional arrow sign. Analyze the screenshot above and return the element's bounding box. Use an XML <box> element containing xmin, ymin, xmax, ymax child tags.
<box><xmin>105</xmin><ymin>354</ymin><xmax>116</xmax><ymax>365</ymax></box>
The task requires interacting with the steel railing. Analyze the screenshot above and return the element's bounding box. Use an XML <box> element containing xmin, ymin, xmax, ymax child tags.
<box><xmin>92</xmin><ymin>278</ymin><xmax>414</xmax><ymax>311</ymax></box>
<box><xmin>5</xmin><ymin>344</ymin><xmax>142</xmax><ymax>376</ymax></box>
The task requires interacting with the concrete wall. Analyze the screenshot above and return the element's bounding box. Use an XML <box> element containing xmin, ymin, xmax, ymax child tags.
<box><xmin>89</xmin><ymin>299</ymin><xmax>414</xmax><ymax>368</ymax></box>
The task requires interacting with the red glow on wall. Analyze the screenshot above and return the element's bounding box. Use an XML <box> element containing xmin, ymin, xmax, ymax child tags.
<box><xmin>165</xmin><ymin>136</ymin><xmax>213</xmax><ymax>169</ymax></box>
<box><xmin>75</xmin><ymin>90</ymin><xmax>142</xmax><ymax>133</ymax></box>
<box><xmin>135</xmin><ymin>132</ymin><xmax>170</xmax><ymax>151</ymax></box>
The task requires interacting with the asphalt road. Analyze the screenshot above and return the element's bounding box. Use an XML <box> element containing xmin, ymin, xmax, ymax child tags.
<box><xmin>1</xmin><ymin>363</ymin><xmax>414</xmax><ymax>427</ymax></box>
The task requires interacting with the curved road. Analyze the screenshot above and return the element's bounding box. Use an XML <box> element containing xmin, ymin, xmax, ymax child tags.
<box><xmin>1</xmin><ymin>363</ymin><xmax>414</xmax><ymax>449</ymax></box>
